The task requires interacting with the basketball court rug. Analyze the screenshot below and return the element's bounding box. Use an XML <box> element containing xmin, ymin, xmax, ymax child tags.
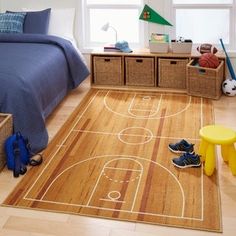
<box><xmin>2</xmin><ymin>89</ymin><xmax>222</xmax><ymax>232</ymax></box>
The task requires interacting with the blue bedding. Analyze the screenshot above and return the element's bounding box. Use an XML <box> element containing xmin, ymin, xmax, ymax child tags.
<box><xmin>0</xmin><ymin>33</ymin><xmax>89</xmax><ymax>152</ymax></box>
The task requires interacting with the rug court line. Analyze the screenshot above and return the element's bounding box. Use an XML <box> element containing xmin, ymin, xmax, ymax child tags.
<box><xmin>22</xmin><ymin>197</ymin><xmax>204</xmax><ymax>221</ymax></box>
<box><xmin>200</xmin><ymin>97</ymin><xmax>204</xmax><ymax>221</ymax></box>
<box><xmin>102</xmin><ymin>171</ymin><xmax>141</xmax><ymax>183</ymax></box>
<box><xmin>72</xmin><ymin>129</ymin><xmax>201</xmax><ymax>142</ymax></box>
<box><xmin>104</xmin><ymin>167</ymin><xmax>142</xmax><ymax>172</ymax></box>
<box><xmin>129</xmin><ymin>159</ymin><xmax>143</xmax><ymax>212</ymax></box>
<box><xmin>99</xmin><ymin>198</ymin><xmax>126</xmax><ymax>203</ymax></box>
<box><xmin>118</xmin><ymin>127</ymin><xmax>154</xmax><ymax>145</ymax></box>
<box><xmin>85</xmin><ymin>157</ymin><xmax>144</xmax><ymax>209</ymax></box>
<box><xmin>128</xmin><ymin>108</ymin><xmax>158</xmax><ymax>112</ymax></box>
<box><xmin>128</xmin><ymin>93</ymin><xmax>163</xmax><ymax>118</ymax></box>
<box><xmin>85</xmin><ymin>163</ymin><xmax>106</xmax><ymax>207</ymax></box>
<box><xmin>200</xmin><ymin>162</ymin><xmax>204</xmax><ymax>221</ymax></box>
<box><xmin>25</xmin><ymin>91</ymin><xmax>195</xmax><ymax>218</ymax></box>
<box><xmin>23</xmin><ymin>91</ymin><xmax>100</xmax><ymax>199</ymax></box>
<box><xmin>21</xmin><ymin>90</ymin><xmax>205</xmax><ymax>223</ymax></box>
<box><xmin>24</xmin><ymin>155</ymin><xmax>186</xmax><ymax>220</ymax></box>
<box><xmin>106</xmin><ymin>89</ymin><xmax>191</xmax><ymax>97</ymax></box>
<box><xmin>104</xmin><ymin>91</ymin><xmax>192</xmax><ymax>120</ymax></box>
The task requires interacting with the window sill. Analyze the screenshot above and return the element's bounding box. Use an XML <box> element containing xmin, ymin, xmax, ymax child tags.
<box><xmin>226</xmin><ymin>51</ymin><xmax>236</xmax><ymax>58</ymax></box>
<box><xmin>80</xmin><ymin>47</ymin><xmax>94</xmax><ymax>54</ymax></box>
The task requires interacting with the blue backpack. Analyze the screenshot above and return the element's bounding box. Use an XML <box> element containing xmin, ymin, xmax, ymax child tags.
<box><xmin>5</xmin><ymin>132</ymin><xmax>32</xmax><ymax>177</ymax></box>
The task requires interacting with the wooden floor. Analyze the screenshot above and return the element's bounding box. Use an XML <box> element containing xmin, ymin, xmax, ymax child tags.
<box><xmin>0</xmin><ymin>78</ymin><xmax>236</xmax><ymax>236</ymax></box>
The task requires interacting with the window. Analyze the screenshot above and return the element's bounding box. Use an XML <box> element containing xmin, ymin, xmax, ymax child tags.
<box><xmin>173</xmin><ymin>0</ymin><xmax>232</xmax><ymax>4</ymax></box>
<box><xmin>171</xmin><ymin>0</ymin><xmax>234</xmax><ymax>49</ymax></box>
<box><xmin>82</xmin><ymin>0</ymin><xmax>143</xmax><ymax>49</ymax></box>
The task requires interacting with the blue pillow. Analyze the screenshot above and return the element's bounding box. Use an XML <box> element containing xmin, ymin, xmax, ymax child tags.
<box><xmin>0</xmin><ymin>13</ymin><xmax>26</xmax><ymax>33</ymax></box>
<box><xmin>7</xmin><ymin>8</ymin><xmax>51</xmax><ymax>34</ymax></box>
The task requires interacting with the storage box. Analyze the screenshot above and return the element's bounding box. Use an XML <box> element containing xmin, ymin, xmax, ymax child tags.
<box><xmin>171</xmin><ymin>42</ymin><xmax>192</xmax><ymax>54</ymax></box>
<box><xmin>125</xmin><ymin>57</ymin><xmax>155</xmax><ymax>87</ymax></box>
<box><xmin>93</xmin><ymin>56</ymin><xmax>123</xmax><ymax>85</ymax></box>
<box><xmin>0</xmin><ymin>113</ymin><xmax>13</xmax><ymax>171</ymax></box>
<box><xmin>149</xmin><ymin>41</ymin><xmax>169</xmax><ymax>53</ymax></box>
<box><xmin>187</xmin><ymin>59</ymin><xmax>224</xmax><ymax>99</ymax></box>
<box><xmin>158</xmin><ymin>58</ymin><xmax>189</xmax><ymax>89</ymax></box>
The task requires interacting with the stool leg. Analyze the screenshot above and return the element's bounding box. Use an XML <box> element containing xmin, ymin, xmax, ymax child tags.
<box><xmin>221</xmin><ymin>145</ymin><xmax>229</xmax><ymax>162</ymax></box>
<box><xmin>199</xmin><ymin>139</ymin><xmax>208</xmax><ymax>162</ymax></box>
<box><xmin>228</xmin><ymin>144</ymin><xmax>236</xmax><ymax>175</ymax></box>
<box><xmin>204</xmin><ymin>143</ymin><xmax>215</xmax><ymax>176</ymax></box>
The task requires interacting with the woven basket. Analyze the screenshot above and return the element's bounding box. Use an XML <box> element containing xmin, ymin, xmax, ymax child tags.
<box><xmin>0</xmin><ymin>113</ymin><xmax>13</xmax><ymax>171</ymax></box>
<box><xmin>158</xmin><ymin>58</ymin><xmax>189</xmax><ymax>89</ymax></box>
<box><xmin>93</xmin><ymin>56</ymin><xmax>123</xmax><ymax>85</ymax></box>
<box><xmin>125</xmin><ymin>57</ymin><xmax>155</xmax><ymax>86</ymax></box>
<box><xmin>187</xmin><ymin>59</ymin><xmax>224</xmax><ymax>99</ymax></box>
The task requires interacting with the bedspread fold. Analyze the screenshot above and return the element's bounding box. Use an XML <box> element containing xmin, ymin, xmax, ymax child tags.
<box><xmin>0</xmin><ymin>33</ymin><xmax>90</xmax><ymax>152</ymax></box>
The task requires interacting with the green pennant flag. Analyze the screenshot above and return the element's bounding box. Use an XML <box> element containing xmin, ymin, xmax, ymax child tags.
<box><xmin>139</xmin><ymin>4</ymin><xmax>173</xmax><ymax>26</ymax></box>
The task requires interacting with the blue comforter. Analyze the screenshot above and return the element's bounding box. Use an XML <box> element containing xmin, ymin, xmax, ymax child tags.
<box><xmin>0</xmin><ymin>33</ymin><xmax>89</xmax><ymax>152</ymax></box>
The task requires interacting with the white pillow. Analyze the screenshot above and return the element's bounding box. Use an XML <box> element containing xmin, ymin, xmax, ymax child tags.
<box><xmin>22</xmin><ymin>8</ymin><xmax>75</xmax><ymax>42</ymax></box>
<box><xmin>48</xmin><ymin>8</ymin><xmax>75</xmax><ymax>41</ymax></box>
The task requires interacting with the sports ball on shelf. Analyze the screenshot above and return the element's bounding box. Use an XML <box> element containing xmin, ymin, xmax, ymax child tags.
<box><xmin>222</xmin><ymin>79</ymin><xmax>236</xmax><ymax>96</ymax></box>
<box><xmin>197</xmin><ymin>44</ymin><xmax>218</xmax><ymax>54</ymax></box>
<box><xmin>199</xmin><ymin>53</ymin><xmax>220</xmax><ymax>69</ymax></box>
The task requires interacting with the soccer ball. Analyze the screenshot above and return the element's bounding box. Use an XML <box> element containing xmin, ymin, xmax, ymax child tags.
<box><xmin>222</xmin><ymin>79</ymin><xmax>236</xmax><ymax>96</ymax></box>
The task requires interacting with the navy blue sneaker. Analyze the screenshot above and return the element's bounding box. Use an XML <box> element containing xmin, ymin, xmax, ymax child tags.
<box><xmin>168</xmin><ymin>139</ymin><xmax>194</xmax><ymax>154</ymax></box>
<box><xmin>172</xmin><ymin>152</ymin><xmax>201</xmax><ymax>168</ymax></box>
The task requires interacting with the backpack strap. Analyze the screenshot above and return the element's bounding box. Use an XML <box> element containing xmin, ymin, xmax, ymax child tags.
<box><xmin>14</xmin><ymin>133</ymin><xmax>43</xmax><ymax>167</ymax></box>
<box><xmin>24</xmin><ymin>137</ymin><xmax>31</xmax><ymax>156</ymax></box>
<box><xmin>29</xmin><ymin>153</ymin><xmax>43</xmax><ymax>166</ymax></box>
<box><xmin>15</xmin><ymin>131</ymin><xmax>22</xmax><ymax>140</ymax></box>
<box><xmin>12</xmin><ymin>141</ymin><xmax>22</xmax><ymax>178</ymax></box>
<box><xmin>24</xmin><ymin>137</ymin><xmax>43</xmax><ymax>166</ymax></box>
<box><xmin>12</xmin><ymin>141</ymin><xmax>27</xmax><ymax>178</ymax></box>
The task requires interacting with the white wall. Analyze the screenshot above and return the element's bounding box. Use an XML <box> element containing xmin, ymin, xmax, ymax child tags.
<box><xmin>0</xmin><ymin>0</ymin><xmax>76</xmax><ymax>11</ymax></box>
<box><xmin>0</xmin><ymin>0</ymin><xmax>169</xmax><ymax>44</ymax></box>
<box><xmin>0</xmin><ymin>0</ymin><xmax>165</xmax><ymax>68</ymax></box>
<box><xmin>0</xmin><ymin>0</ymin><xmax>81</xmax><ymax>45</ymax></box>
<box><xmin>146</xmin><ymin>0</ymin><xmax>171</xmax><ymax>37</ymax></box>
<box><xmin>1</xmin><ymin>0</ymin><xmax>236</xmax><ymax>72</ymax></box>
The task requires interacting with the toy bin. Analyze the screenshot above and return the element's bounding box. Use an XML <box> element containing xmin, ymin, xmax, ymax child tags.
<box><xmin>0</xmin><ymin>113</ymin><xmax>13</xmax><ymax>171</ymax></box>
<box><xmin>171</xmin><ymin>42</ymin><xmax>192</xmax><ymax>54</ymax></box>
<box><xmin>149</xmin><ymin>41</ymin><xmax>169</xmax><ymax>53</ymax></box>
<box><xmin>186</xmin><ymin>59</ymin><xmax>224</xmax><ymax>99</ymax></box>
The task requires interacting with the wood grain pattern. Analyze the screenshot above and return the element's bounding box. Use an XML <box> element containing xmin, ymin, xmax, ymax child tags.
<box><xmin>2</xmin><ymin>89</ymin><xmax>221</xmax><ymax>232</ymax></box>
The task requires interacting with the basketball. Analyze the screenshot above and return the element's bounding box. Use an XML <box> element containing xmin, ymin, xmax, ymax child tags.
<box><xmin>199</xmin><ymin>53</ymin><xmax>220</xmax><ymax>69</ymax></box>
<box><xmin>197</xmin><ymin>44</ymin><xmax>218</xmax><ymax>54</ymax></box>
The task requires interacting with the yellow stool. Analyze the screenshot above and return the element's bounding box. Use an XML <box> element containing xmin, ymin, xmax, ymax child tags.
<box><xmin>199</xmin><ymin>125</ymin><xmax>236</xmax><ymax>176</ymax></box>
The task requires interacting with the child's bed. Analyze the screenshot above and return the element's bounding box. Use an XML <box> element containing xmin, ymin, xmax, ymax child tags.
<box><xmin>0</xmin><ymin>33</ymin><xmax>89</xmax><ymax>152</ymax></box>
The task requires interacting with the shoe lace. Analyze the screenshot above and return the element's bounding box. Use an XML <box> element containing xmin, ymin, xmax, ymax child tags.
<box><xmin>180</xmin><ymin>139</ymin><xmax>189</xmax><ymax>146</ymax></box>
<box><xmin>177</xmin><ymin>140</ymin><xmax>194</xmax><ymax>151</ymax></box>
<box><xmin>180</xmin><ymin>152</ymin><xmax>200</xmax><ymax>164</ymax></box>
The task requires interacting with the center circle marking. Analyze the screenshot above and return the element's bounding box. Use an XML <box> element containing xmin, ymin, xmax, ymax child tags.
<box><xmin>118</xmin><ymin>127</ymin><xmax>153</xmax><ymax>145</ymax></box>
<box><xmin>142</xmin><ymin>96</ymin><xmax>151</xmax><ymax>101</ymax></box>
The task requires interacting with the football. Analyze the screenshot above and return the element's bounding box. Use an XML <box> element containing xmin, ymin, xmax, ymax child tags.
<box><xmin>222</xmin><ymin>79</ymin><xmax>236</xmax><ymax>96</ymax></box>
<box><xmin>197</xmin><ymin>44</ymin><xmax>218</xmax><ymax>54</ymax></box>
